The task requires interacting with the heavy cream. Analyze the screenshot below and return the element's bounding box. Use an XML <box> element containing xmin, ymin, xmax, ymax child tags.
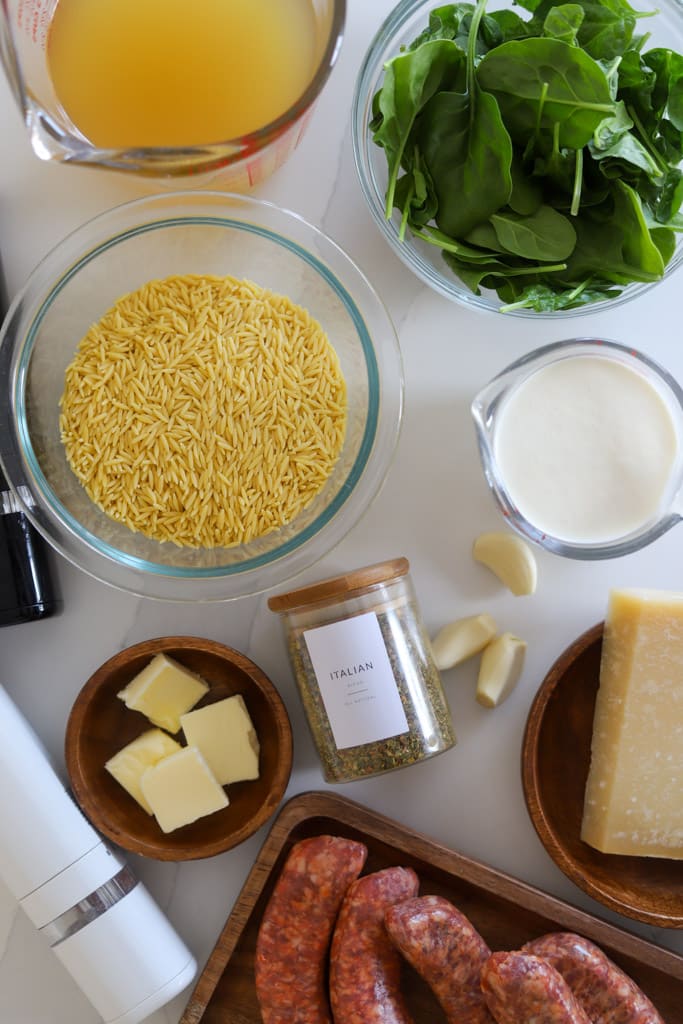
<box><xmin>493</xmin><ymin>355</ymin><xmax>680</xmax><ymax>544</ymax></box>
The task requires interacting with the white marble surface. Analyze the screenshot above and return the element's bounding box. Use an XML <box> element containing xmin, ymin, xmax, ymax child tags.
<box><xmin>1</xmin><ymin>2</ymin><xmax>683</xmax><ymax>1021</ymax></box>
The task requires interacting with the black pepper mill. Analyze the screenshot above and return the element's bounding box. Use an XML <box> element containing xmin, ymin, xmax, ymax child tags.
<box><xmin>0</xmin><ymin>254</ymin><xmax>59</xmax><ymax>625</ymax></box>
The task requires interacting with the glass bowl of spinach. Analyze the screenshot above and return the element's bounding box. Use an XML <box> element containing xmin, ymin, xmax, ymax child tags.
<box><xmin>352</xmin><ymin>0</ymin><xmax>683</xmax><ymax>315</ymax></box>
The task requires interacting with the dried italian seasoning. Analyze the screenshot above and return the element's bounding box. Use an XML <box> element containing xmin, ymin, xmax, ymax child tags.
<box><xmin>268</xmin><ymin>558</ymin><xmax>456</xmax><ymax>782</ymax></box>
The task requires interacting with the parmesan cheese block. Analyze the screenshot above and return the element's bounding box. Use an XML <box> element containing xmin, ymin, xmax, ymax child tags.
<box><xmin>117</xmin><ymin>654</ymin><xmax>209</xmax><ymax>733</ymax></box>
<box><xmin>581</xmin><ymin>589</ymin><xmax>683</xmax><ymax>858</ymax></box>
<box><xmin>180</xmin><ymin>693</ymin><xmax>260</xmax><ymax>786</ymax></box>
<box><xmin>105</xmin><ymin>728</ymin><xmax>182</xmax><ymax>814</ymax></box>
<box><xmin>140</xmin><ymin>746</ymin><xmax>228</xmax><ymax>834</ymax></box>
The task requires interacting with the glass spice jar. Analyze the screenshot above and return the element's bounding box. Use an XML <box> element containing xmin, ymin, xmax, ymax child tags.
<box><xmin>267</xmin><ymin>557</ymin><xmax>456</xmax><ymax>783</ymax></box>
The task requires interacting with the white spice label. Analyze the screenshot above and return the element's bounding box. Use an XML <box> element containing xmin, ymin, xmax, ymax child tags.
<box><xmin>303</xmin><ymin>611</ymin><xmax>409</xmax><ymax>749</ymax></box>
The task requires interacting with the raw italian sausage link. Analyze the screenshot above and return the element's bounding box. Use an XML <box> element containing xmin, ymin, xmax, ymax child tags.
<box><xmin>523</xmin><ymin>932</ymin><xmax>665</xmax><ymax>1024</ymax></box>
<box><xmin>480</xmin><ymin>951</ymin><xmax>593</xmax><ymax>1024</ymax></box>
<box><xmin>384</xmin><ymin>894</ymin><xmax>495</xmax><ymax>1024</ymax></box>
<box><xmin>329</xmin><ymin>865</ymin><xmax>420</xmax><ymax>1024</ymax></box>
<box><xmin>254</xmin><ymin>834</ymin><xmax>368</xmax><ymax>1024</ymax></box>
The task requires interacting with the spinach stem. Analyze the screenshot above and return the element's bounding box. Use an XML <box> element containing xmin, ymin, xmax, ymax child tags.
<box><xmin>633</xmin><ymin>31</ymin><xmax>651</xmax><ymax>53</ymax></box>
<box><xmin>414</xmin><ymin>227</ymin><xmax>473</xmax><ymax>254</ymax></box>
<box><xmin>386</xmin><ymin>166</ymin><xmax>399</xmax><ymax>221</ymax></box>
<box><xmin>565</xmin><ymin>279</ymin><xmax>591</xmax><ymax>302</ymax></box>
<box><xmin>534</xmin><ymin>82</ymin><xmax>549</xmax><ymax>143</ymax></box>
<box><xmin>571</xmin><ymin>147</ymin><xmax>583</xmax><ymax>216</ymax></box>
<box><xmin>399</xmin><ymin>181</ymin><xmax>413</xmax><ymax>242</ymax></box>
<box><xmin>626</xmin><ymin>104</ymin><xmax>668</xmax><ymax>175</ymax></box>
<box><xmin>467</xmin><ymin>0</ymin><xmax>489</xmax><ymax>106</ymax></box>
<box><xmin>493</xmin><ymin>262</ymin><xmax>567</xmax><ymax>277</ymax></box>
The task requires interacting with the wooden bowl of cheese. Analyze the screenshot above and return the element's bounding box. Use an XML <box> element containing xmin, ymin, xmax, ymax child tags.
<box><xmin>522</xmin><ymin>618</ymin><xmax>683</xmax><ymax>927</ymax></box>
<box><xmin>65</xmin><ymin>636</ymin><xmax>293</xmax><ymax>860</ymax></box>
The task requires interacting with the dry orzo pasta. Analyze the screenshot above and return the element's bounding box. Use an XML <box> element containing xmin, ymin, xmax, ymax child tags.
<box><xmin>59</xmin><ymin>274</ymin><xmax>347</xmax><ymax>548</ymax></box>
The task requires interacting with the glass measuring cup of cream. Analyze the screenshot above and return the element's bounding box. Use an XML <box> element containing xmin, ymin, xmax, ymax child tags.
<box><xmin>1</xmin><ymin>0</ymin><xmax>344</xmax><ymax>184</ymax></box>
<box><xmin>471</xmin><ymin>339</ymin><xmax>683</xmax><ymax>559</ymax></box>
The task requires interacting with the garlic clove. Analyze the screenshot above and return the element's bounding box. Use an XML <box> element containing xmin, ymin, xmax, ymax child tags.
<box><xmin>431</xmin><ymin>613</ymin><xmax>498</xmax><ymax>671</ymax></box>
<box><xmin>476</xmin><ymin>632</ymin><xmax>527</xmax><ymax>708</ymax></box>
<box><xmin>472</xmin><ymin>531</ymin><xmax>537</xmax><ymax>596</ymax></box>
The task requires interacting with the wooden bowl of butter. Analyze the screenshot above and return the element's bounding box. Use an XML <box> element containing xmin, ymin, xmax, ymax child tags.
<box><xmin>65</xmin><ymin>636</ymin><xmax>293</xmax><ymax>860</ymax></box>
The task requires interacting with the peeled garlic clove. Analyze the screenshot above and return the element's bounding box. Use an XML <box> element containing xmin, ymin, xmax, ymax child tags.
<box><xmin>476</xmin><ymin>632</ymin><xmax>527</xmax><ymax>708</ymax></box>
<box><xmin>472</xmin><ymin>531</ymin><xmax>537</xmax><ymax>596</ymax></box>
<box><xmin>431</xmin><ymin>613</ymin><xmax>498</xmax><ymax>671</ymax></box>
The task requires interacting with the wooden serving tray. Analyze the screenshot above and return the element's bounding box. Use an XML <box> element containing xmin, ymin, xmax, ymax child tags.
<box><xmin>180</xmin><ymin>791</ymin><xmax>683</xmax><ymax>1023</ymax></box>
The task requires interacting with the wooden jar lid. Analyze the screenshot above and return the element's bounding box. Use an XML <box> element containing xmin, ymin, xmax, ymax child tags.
<box><xmin>267</xmin><ymin>557</ymin><xmax>410</xmax><ymax>613</ymax></box>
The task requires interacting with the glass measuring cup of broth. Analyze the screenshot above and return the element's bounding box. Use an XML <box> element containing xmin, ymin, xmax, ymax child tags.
<box><xmin>471</xmin><ymin>339</ymin><xmax>683</xmax><ymax>559</ymax></box>
<box><xmin>1</xmin><ymin>0</ymin><xmax>345</xmax><ymax>184</ymax></box>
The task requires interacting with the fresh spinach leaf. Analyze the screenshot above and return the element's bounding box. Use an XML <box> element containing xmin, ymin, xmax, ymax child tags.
<box><xmin>590</xmin><ymin>101</ymin><xmax>664</xmax><ymax>180</ymax></box>
<box><xmin>618</xmin><ymin>46</ymin><xmax>656</xmax><ymax>95</ymax></box>
<box><xmin>419</xmin><ymin>90</ymin><xmax>513</xmax><ymax>236</ymax></box>
<box><xmin>509</xmin><ymin>154</ymin><xmax>543</xmax><ymax>213</ymax></box>
<box><xmin>499</xmin><ymin>279</ymin><xmax>621</xmax><ymax>310</ymax></box>
<box><xmin>562</xmin><ymin>179</ymin><xmax>665</xmax><ymax>281</ymax></box>
<box><xmin>409</xmin><ymin>4</ymin><xmax>507</xmax><ymax>55</ymax></box>
<box><xmin>394</xmin><ymin>149</ymin><xmax>439</xmax><ymax>237</ymax></box>
<box><xmin>490</xmin><ymin>205</ymin><xmax>577</xmax><ymax>259</ymax></box>
<box><xmin>372</xmin><ymin>39</ymin><xmax>465</xmax><ymax>217</ymax></box>
<box><xmin>650</xmin><ymin>226</ymin><xmax>677</xmax><ymax>264</ymax></box>
<box><xmin>442</xmin><ymin>258</ymin><xmax>495</xmax><ymax>293</ymax></box>
<box><xmin>645</xmin><ymin>48</ymin><xmax>683</xmax><ymax>130</ymax></box>
<box><xmin>658</xmin><ymin>119</ymin><xmax>683</xmax><ymax>163</ymax></box>
<box><xmin>598</xmin><ymin>56</ymin><xmax>622</xmax><ymax>99</ymax></box>
<box><xmin>575</xmin><ymin>2</ymin><xmax>636</xmax><ymax>60</ymax></box>
<box><xmin>527</xmin><ymin>0</ymin><xmax>639</xmax><ymax>59</ymax></box>
<box><xmin>464</xmin><ymin>222</ymin><xmax>508</xmax><ymax>251</ymax></box>
<box><xmin>542</xmin><ymin>4</ymin><xmax>584</xmax><ymax>45</ymax></box>
<box><xmin>488</xmin><ymin>9</ymin><xmax>533</xmax><ymax>42</ymax></box>
<box><xmin>641</xmin><ymin>167</ymin><xmax>683</xmax><ymax>226</ymax></box>
<box><xmin>409</xmin><ymin>4</ymin><xmax>475</xmax><ymax>50</ymax></box>
<box><xmin>419</xmin><ymin>0</ymin><xmax>513</xmax><ymax>238</ymax></box>
<box><xmin>476</xmin><ymin>37</ymin><xmax>615</xmax><ymax>148</ymax></box>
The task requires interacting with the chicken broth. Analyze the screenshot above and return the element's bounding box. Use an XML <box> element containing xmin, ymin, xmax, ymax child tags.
<box><xmin>47</xmin><ymin>0</ymin><xmax>318</xmax><ymax>148</ymax></box>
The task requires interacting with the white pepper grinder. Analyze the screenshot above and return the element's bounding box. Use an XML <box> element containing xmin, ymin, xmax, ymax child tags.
<box><xmin>0</xmin><ymin>684</ymin><xmax>197</xmax><ymax>1023</ymax></box>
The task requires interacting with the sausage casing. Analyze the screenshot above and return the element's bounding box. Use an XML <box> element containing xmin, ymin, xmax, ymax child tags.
<box><xmin>255</xmin><ymin>834</ymin><xmax>368</xmax><ymax>1024</ymax></box>
<box><xmin>480</xmin><ymin>950</ymin><xmax>592</xmax><ymax>1024</ymax></box>
<box><xmin>523</xmin><ymin>932</ymin><xmax>665</xmax><ymax>1024</ymax></box>
<box><xmin>384</xmin><ymin>894</ymin><xmax>494</xmax><ymax>1023</ymax></box>
<box><xmin>329</xmin><ymin>865</ymin><xmax>420</xmax><ymax>1024</ymax></box>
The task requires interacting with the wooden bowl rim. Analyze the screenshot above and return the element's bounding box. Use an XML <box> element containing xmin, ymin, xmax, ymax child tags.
<box><xmin>521</xmin><ymin>621</ymin><xmax>683</xmax><ymax>928</ymax></box>
<box><xmin>65</xmin><ymin>635</ymin><xmax>293</xmax><ymax>861</ymax></box>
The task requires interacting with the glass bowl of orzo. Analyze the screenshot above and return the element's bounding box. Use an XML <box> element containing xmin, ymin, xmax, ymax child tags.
<box><xmin>0</xmin><ymin>192</ymin><xmax>403</xmax><ymax>600</ymax></box>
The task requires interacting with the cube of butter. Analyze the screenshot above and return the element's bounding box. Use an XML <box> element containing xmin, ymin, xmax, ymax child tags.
<box><xmin>117</xmin><ymin>654</ymin><xmax>209</xmax><ymax>733</ymax></box>
<box><xmin>140</xmin><ymin>746</ymin><xmax>228</xmax><ymax>834</ymax></box>
<box><xmin>105</xmin><ymin>728</ymin><xmax>182</xmax><ymax>814</ymax></box>
<box><xmin>181</xmin><ymin>693</ymin><xmax>260</xmax><ymax>786</ymax></box>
